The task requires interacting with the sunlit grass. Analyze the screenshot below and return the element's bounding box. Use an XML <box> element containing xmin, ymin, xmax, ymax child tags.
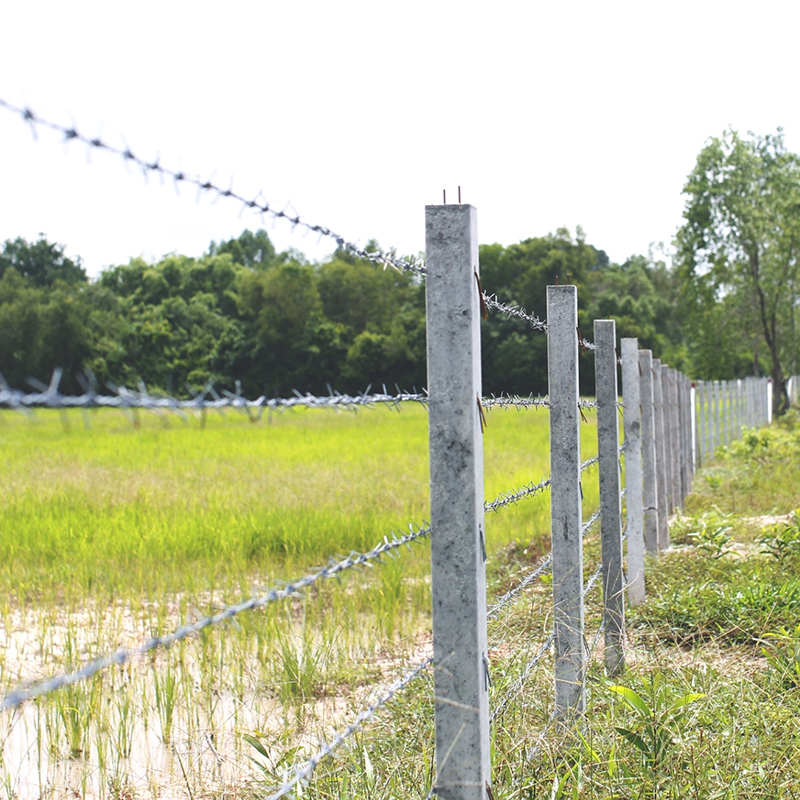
<box><xmin>0</xmin><ymin>404</ymin><xmax>598</xmax><ymax>605</ymax></box>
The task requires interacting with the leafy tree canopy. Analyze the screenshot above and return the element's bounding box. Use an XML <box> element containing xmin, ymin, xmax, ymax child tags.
<box><xmin>0</xmin><ymin>236</ymin><xmax>87</xmax><ymax>287</ymax></box>
<box><xmin>676</xmin><ymin>128</ymin><xmax>800</xmax><ymax>413</ymax></box>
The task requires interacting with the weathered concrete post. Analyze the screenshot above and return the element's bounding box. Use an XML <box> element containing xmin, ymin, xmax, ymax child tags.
<box><xmin>425</xmin><ymin>204</ymin><xmax>490</xmax><ymax>800</ymax></box>
<box><xmin>668</xmin><ymin>369</ymin><xmax>681</xmax><ymax>510</ymax></box>
<box><xmin>661</xmin><ymin>365</ymin><xmax>675</xmax><ymax>512</ymax></box>
<box><xmin>547</xmin><ymin>285</ymin><xmax>585</xmax><ymax>718</ymax></box>
<box><xmin>697</xmin><ymin>381</ymin><xmax>706</xmax><ymax>467</ymax></box>
<box><xmin>595</xmin><ymin>320</ymin><xmax>626</xmax><ymax>675</ymax></box>
<box><xmin>639</xmin><ymin>350</ymin><xmax>659</xmax><ymax>555</ymax></box>
<box><xmin>622</xmin><ymin>339</ymin><xmax>644</xmax><ymax>605</ymax></box>
<box><xmin>686</xmin><ymin>375</ymin><xmax>695</xmax><ymax>489</ymax></box>
<box><xmin>652</xmin><ymin>359</ymin><xmax>670</xmax><ymax>550</ymax></box>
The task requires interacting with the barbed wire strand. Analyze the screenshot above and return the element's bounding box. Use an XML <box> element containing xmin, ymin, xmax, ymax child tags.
<box><xmin>487</xmin><ymin>507</ymin><xmax>601</xmax><ymax>622</ymax></box>
<box><xmin>0</xmin><ymin>97</ymin><xmax>571</xmax><ymax>337</ymax></box>
<box><xmin>491</xmin><ymin>559</ymin><xmax>603</xmax><ymax>722</ymax></box>
<box><xmin>0</xmin><ymin>98</ymin><xmax>426</xmax><ymax>278</ymax></box>
<box><xmin>481</xmin><ymin>395</ymin><xmax>598</xmax><ymax>411</ymax></box>
<box><xmin>263</xmin><ymin>656</ymin><xmax>434</xmax><ymax>800</ymax></box>
<box><xmin>0</xmin><ymin>524</ymin><xmax>430</xmax><ymax>712</ymax></box>
<box><xmin>485</xmin><ymin>474</ymin><xmax>550</xmax><ymax>513</ymax></box>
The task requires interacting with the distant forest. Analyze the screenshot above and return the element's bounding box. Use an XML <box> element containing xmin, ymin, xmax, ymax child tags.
<box><xmin>0</xmin><ymin>226</ymin><xmax>762</xmax><ymax>399</ymax></box>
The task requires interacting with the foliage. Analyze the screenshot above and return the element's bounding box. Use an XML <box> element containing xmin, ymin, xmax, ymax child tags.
<box><xmin>759</xmin><ymin>509</ymin><xmax>800</xmax><ymax>563</ymax></box>
<box><xmin>672</xmin><ymin>506</ymin><xmax>734</xmax><ymax>557</ymax></box>
<box><xmin>609</xmin><ymin>674</ymin><xmax>704</xmax><ymax>773</ymax></box>
<box><xmin>676</xmin><ymin>128</ymin><xmax>800</xmax><ymax>412</ymax></box>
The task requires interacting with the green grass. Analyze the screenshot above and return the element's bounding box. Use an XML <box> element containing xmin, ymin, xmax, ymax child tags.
<box><xmin>0</xmin><ymin>404</ymin><xmax>599</xmax><ymax>605</ymax></box>
<box><xmin>0</xmin><ymin>402</ymin><xmax>606</xmax><ymax>799</ymax></box>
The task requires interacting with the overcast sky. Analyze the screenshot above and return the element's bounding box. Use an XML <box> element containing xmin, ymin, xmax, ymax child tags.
<box><xmin>1</xmin><ymin>1</ymin><xmax>799</xmax><ymax>277</ymax></box>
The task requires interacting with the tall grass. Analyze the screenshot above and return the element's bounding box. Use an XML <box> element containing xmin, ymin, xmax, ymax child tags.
<box><xmin>0</xmin><ymin>404</ymin><xmax>598</xmax><ymax>604</ymax></box>
<box><xmin>0</xmin><ymin>403</ymin><xmax>602</xmax><ymax>798</ymax></box>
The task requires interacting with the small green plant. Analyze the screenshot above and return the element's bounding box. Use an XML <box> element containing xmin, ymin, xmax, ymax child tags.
<box><xmin>759</xmin><ymin>510</ymin><xmax>800</xmax><ymax>564</ymax></box>
<box><xmin>609</xmin><ymin>673</ymin><xmax>705</xmax><ymax>773</ymax></box>
<box><xmin>679</xmin><ymin>507</ymin><xmax>734</xmax><ymax>557</ymax></box>
<box><xmin>762</xmin><ymin>623</ymin><xmax>800</xmax><ymax>689</ymax></box>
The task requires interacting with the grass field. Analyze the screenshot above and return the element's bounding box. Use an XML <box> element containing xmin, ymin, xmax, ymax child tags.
<box><xmin>0</xmin><ymin>403</ymin><xmax>600</xmax><ymax>799</ymax></box>
<box><xmin>5</xmin><ymin>404</ymin><xmax>800</xmax><ymax>797</ymax></box>
<box><xmin>0</xmin><ymin>404</ymin><xmax>600</xmax><ymax>605</ymax></box>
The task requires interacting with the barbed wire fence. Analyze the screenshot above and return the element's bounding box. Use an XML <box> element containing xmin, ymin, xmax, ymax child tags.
<box><xmin>0</xmin><ymin>97</ymin><xmax>776</xmax><ymax>800</ymax></box>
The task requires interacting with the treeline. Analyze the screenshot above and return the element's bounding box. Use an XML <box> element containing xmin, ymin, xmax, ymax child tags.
<box><xmin>0</xmin><ymin>227</ymin><xmax>688</xmax><ymax>398</ymax></box>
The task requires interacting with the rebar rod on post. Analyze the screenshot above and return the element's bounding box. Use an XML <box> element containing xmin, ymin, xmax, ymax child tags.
<box><xmin>652</xmin><ymin>359</ymin><xmax>670</xmax><ymax>550</ymax></box>
<box><xmin>425</xmin><ymin>204</ymin><xmax>490</xmax><ymax>800</ymax></box>
<box><xmin>547</xmin><ymin>285</ymin><xmax>585</xmax><ymax>718</ymax></box>
<box><xmin>639</xmin><ymin>350</ymin><xmax>659</xmax><ymax>555</ymax></box>
<box><xmin>621</xmin><ymin>338</ymin><xmax>644</xmax><ymax>605</ymax></box>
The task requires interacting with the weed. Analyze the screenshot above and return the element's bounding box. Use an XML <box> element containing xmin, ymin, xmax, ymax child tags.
<box><xmin>609</xmin><ymin>673</ymin><xmax>705</xmax><ymax>773</ymax></box>
<box><xmin>759</xmin><ymin>509</ymin><xmax>800</xmax><ymax>564</ymax></box>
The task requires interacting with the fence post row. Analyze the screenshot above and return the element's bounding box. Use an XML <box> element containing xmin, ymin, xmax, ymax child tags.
<box><xmin>425</xmin><ymin>204</ymin><xmax>490</xmax><ymax>800</ymax></box>
<box><xmin>424</xmin><ymin>227</ymin><xmax>780</xmax><ymax>752</ymax></box>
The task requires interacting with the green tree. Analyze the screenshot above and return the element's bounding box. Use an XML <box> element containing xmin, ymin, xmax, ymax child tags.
<box><xmin>0</xmin><ymin>236</ymin><xmax>87</xmax><ymax>287</ymax></box>
<box><xmin>676</xmin><ymin>128</ymin><xmax>800</xmax><ymax>414</ymax></box>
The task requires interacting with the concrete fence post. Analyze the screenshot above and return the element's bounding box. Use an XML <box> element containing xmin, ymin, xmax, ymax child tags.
<box><xmin>425</xmin><ymin>204</ymin><xmax>490</xmax><ymax>800</ymax></box>
<box><xmin>652</xmin><ymin>359</ymin><xmax>670</xmax><ymax>550</ymax></box>
<box><xmin>687</xmin><ymin>375</ymin><xmax>695</xmax><ymax>489</ymax></box>
<box><xmin>621</xmin><ymin>338</ymin><xmax>644</xmax><ymax>606</ymax></box>
<box><xmin>664</xmin><ymin>366</ymin><xmax>678</xmax><ymax>512</ymax></box>
<box><xmin>595</xmin><ymin>320</ymin><xmax>626</xmax><ymax>676</ymax></box>
<box><xmin>725</xmin><ymin>381</ymin><xmax>732</xmax><ymax>446</ymax></box>
<box><xmin>639</xmin><ymin>350</ymin><xmax>659</xmax><ymax>556</ymax></box>
<box><xmin>697</xmin><ymin>381</ymin><xmax>706</xmax><ymax>467</ymax></box>
<box><xmin>547</xmin><ymin>285</ymin><xmax>585</xmax><ymax>718</ymax></box>
<box><xmin>678</xmin><ymin>373</ymin><xmax>689</xmax><ymax>503</ymax></box>
<box><xmin>767</xmin><ymin>379</ymin><xmax>773</xmax><ymax>425</ymax></box>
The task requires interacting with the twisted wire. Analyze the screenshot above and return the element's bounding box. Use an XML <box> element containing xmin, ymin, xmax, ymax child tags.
<box><xmin>0</xmin><ymin>98</ymin><xmax>425</xmax><ymax>278</ymax></box>
<box><xmin>490</xmin><ymin>557</ymin><xmax>604</xmax><ymax>721</ymax></box>
<box><xmin>490</xmin><ymin>632</ymin><xmax>555</xmax><ymax>722</ymax></box>
<box><xmin>0</xmin><ymin>525</ymin><xmax>430</xmax><ymax>712</ymax></box>
<box><xmin>485</xmin><ymin>473</ymin><xmax>550</xmax><ymax>513</ymax></box>
<box><xmin>263</xmin><ymin>657</ymin><xmax>433</xmax><ymax>800</ymax></box>
<box><xmin>487</xmin><ymin>554</ymin><xmax>553</xmax><ymax>620</ymax></box>
<box><xmin>0</xmin><ymin>374</ymin><xmax>427</xmax><ymax>414</ymax></box>
<box><xmin>480</xmin><ymin>294</ymin><xmax>547</xmax><ymax>331</ymax></box>
<box><xmin>480</xmin><ymin>395</ymin><xmax>598</xmax><ymax>411</ymax></box>
<box><xmin>487</xmin><ymin>507</ymin><xmax>601</xmax><ymax>621</ymax></box>
<box><xmin>581</xmin><ymin>455</ymin><xmax>599</xmax><ymax>472</ymax></box>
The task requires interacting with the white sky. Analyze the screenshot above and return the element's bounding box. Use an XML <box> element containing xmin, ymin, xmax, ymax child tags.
<box><xmin>1</xmin><ymin>1</ymin><xmax>799</xmax><ymax>278</ymax></box>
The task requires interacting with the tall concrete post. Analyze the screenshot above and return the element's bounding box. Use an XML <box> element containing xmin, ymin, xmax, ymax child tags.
<box><xmin>639</xmin><ymin>350</ymin><xmax>659</xmax><ymax>555</ymax></box>
<box><xmin>652</xmin><ymin>360</ymin><xmax>670</xmax><ymax>550</ymax></box>
<box><xmin>425</xmin><ymin>204</ymin><xmax>490</xmax><ymax>800</ymax></box>
<box><xmin>697</xmin><ymin>381</ymin><xmax>706</xmax><ymax>466</ymax></box>
<box><xmin>595</xmin><ymin>320</ymin><xmax>626</xmax><ymax>675</ymax></box>
<box><xmin>668</xmin><ymin>369</ymin><xmax>680</xmax><ymax>510</ymax></box>
<box><xmin>661</xmin><ymin>365</ymin><xmax>675</xmax><ymax>512</ymax></box>
<box><xmin>547</xmin><ymin>285</ymin><xmax>585</xmax><ymax>718</ymax></box>
<box><xmin>622</xmin><ymin>338</ymin><xmax>644</xmax><ymax>606</ymax></box>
